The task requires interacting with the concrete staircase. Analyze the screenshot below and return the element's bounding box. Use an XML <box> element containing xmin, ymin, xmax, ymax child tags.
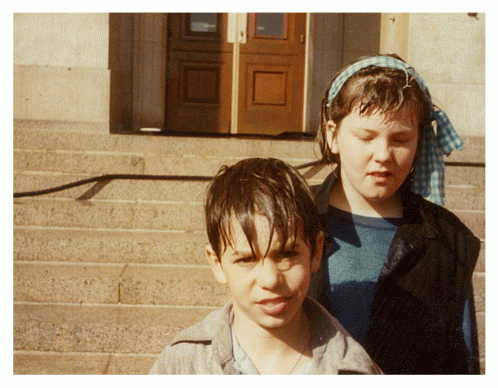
<box><xmin>13</xmin><ymin>120</ymin><xmax>485</xmax><ymax>374</ymax></box>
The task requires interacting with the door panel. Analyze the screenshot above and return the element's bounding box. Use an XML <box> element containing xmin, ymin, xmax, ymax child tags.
<box><xmin>166</xmin><ymin>13</ymin><xmax>232</xmax><ymax>133</ymax></box>
<box><xmin>239</xmin><ymin>54</ymin><xmax>302</xmax><ymax>135</ymax></box>
<box><xmin>167</xmin><ymin>50</ymin><xmax>233</xmax><ymax>133</ymax></box>
<box><xmin>237</xmin><ymin>13</ymin><xmax>306</xmax><ymax>135</ymax></box>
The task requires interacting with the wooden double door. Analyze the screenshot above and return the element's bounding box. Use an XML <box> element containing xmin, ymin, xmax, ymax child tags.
<box><xmin>166</xmin><ymin>13</ymin><xmax>306</xmax><ymax>136</ymax></box>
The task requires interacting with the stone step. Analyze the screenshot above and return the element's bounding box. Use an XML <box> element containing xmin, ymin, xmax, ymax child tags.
<box><xmin>476</xmin><ymin>240</ymin><xmax>485</xmax><ymax>273</ymax></box>
<box><xmin>14</xmin><ymin>227</ymin><xmax>208</xmax><ymax>265</ymax></box>
<box><xmin>450</xmin><ymin>210</ymin><xmax>485</xmax><ymax>240</ymax></box>
<box><xmin>13</xmin><ymin>351</ymin><xmax>157</xmax><ymax>375</ymax></box>
<box><xmin>14</xmin><ymin>121</ymin><xmax>318</xmax><ymax>157</ymax></box>
<box><xmin>445</xmin><ymin>185</ymin><xmax>484</xmax><ymax>211</ymax></box>
<box><xmin>13</xmin><ymin>197</ymin><xmax>206</xmax><ymax>232</ymax></box>
<box><xmin>476</xmin><ymin>313</ymin><xmax>485</xmax><ymax>372</ymax></box>
<box><xmin>14</xmin><ymin>261</ymin><xmax>229</xmax><ymax>306</ymax></box>
<box><xmin>14</xmin><ymin>125</ymin><xmax>320</xmax><ymax>177</ymax></box>
<box><xmin>444</xmin><ymin>165</ymin><xmax>484</xmax><ymax>210</ymax></box>
<box><xmin>14</xmin><ymin>302</ymin><xmax>218</xmax><ymax>355</ymax></box>
<box><xmin>473</xmin><ymin>273</ymin><xmax>485</xmax><ymax>313</ymax></box>
<box><xmin>444</xmin><ymin>136</ymin><xmax>485</xmax><ymax>164</ymax></box>
<box><xmin>14</xmin><ymin>172</ymin><xmax>211</xmax><ymax>203</ymax></box>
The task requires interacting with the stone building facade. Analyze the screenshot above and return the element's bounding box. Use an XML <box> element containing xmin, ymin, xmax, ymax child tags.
<box><xmin>13</xmin><ymin>13</ymin><xmax>485</xmax><ymax>374</ymax></box>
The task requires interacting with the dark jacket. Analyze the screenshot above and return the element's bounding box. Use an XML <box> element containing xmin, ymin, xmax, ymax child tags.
<box><xmin>310</xmin><ymin>171</ymin><xmax>481</xmax><ymax>374</ymax></box>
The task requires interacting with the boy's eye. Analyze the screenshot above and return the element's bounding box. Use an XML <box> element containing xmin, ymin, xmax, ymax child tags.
<box><xmin>234</xmin><ymin>256</ymin><xmax>258</xmax><ymax>266</ymax></box>
<box><xmin>274</xmin><ymin>250</ymin><xmax>302</xmax><ymax>270</ymax></box>
<box><xmin>276</xmin><ymin>250</ymin><xmax>300</xmax><ymax>264</ymax></box>
<box><xmin>278</xmin><ymin>250</ymin><xmax>299</xmax><ymax>259</ymax></box>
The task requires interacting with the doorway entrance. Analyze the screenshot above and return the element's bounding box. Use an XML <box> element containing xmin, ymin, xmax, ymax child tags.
<box><xmin>109</xmin><ymin>13</ymin><xmax>306</xmax><ymax>136</ymax></box>
<box><xmin>167</xmin><ymin>13</ymin><xmax>306</xmax><ymax>136</ymax></box>
<box><xmin>109</xmin><ymin>13</ymin><xmax>381</xmax><ymax>137</ymax></box>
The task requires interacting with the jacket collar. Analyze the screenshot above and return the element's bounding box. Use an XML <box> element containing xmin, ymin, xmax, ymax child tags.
<box><xmin>315</xmin><ymin>170</ymin><xmax>440</xmax><ymax>239</ymax></box>
<box><xmin>170</xmin><ymin>298</ymin><xmax>379</xmax><ymax>374</ymax></box>
<box><xmin>314</xmin><ymin>169</ymin><xmax>338</xmax><ymax>216</ymax></box>
<box><xmin>170</xmin><ymin>302</ymin><xmax>236</xmax><ymax>372</ymax></box>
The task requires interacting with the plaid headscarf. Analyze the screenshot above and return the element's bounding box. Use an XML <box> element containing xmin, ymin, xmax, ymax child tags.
<box><xmin>326</xmin><ymin>56</ymin><xmax>463</xmax><ymax>206</ymax></box>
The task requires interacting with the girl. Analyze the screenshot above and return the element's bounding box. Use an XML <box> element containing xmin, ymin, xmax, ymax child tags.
<box><xmin>310</xmin><ymin>55</ymin><xmax>481</xmax><ymax>374</ymax></box>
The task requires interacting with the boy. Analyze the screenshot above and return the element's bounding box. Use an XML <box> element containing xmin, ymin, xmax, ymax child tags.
<box><xmin>149</xmin><ymin>158</ymin><xmax>381</xmax><ymax>374</ymax></box>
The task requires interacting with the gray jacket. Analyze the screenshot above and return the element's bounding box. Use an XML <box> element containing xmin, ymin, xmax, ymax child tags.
<box><xmin>149</xmin><ymin>297</ymin><xmax>382</xmax><ymax>374</ymax></box>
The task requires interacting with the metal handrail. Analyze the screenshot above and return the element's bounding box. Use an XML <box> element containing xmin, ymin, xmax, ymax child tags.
<box><xmin>13</xmin><ymin>159</ymin><xmax>483</xmax><ymax>199</ymax></box>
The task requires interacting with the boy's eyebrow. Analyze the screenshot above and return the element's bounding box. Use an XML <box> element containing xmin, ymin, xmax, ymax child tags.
<box><xmin>228</xmin><ymin>241</ymin><xmax>295</xmax><ymax>257</ymax></box>
<box><xmin>227</xmin><ymin>248</ymin><xmax>254</xmax><ymax>257</ymax></box>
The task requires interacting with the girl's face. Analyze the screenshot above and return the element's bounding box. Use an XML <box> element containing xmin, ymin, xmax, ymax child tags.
<box><xmin>327</xmin><ymin>102</ymin><xmax>420</xmax><ymax>215</ymax></box>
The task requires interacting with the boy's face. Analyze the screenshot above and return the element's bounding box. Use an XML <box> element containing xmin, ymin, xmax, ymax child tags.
<box><xmin>206</xmin><ymin>214</ymin><xmax>323</xmax><ymax>334</ymax></box>
<box><xmin>327</xmin><ymin>101</ymin><xmax>419</xmax><ymax>212</ymax></box>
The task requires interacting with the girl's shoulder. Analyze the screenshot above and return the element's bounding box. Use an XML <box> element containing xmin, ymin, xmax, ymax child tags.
<box><xmin>407</xmin><ymin>191</ymin><xmax>480</xmax><ymax>250</ymax></box>
<box><xmin>414</xmin><ymin>193</ymin><xmax>467</xmax><ymax>225</ymax></box>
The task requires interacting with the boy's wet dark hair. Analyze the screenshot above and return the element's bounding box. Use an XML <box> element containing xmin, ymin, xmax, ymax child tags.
<box><xmin>205</xmin><ymin>158</ymin><xmax>321</xmax><ymax>260</ymax></box>
<box><xmin>317</xmin><ymin>54</ymin><xmax>433</xmax><ymax>165</ymax></box>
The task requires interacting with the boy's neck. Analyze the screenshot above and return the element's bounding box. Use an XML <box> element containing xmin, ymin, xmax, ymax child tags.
<box><xmin>232</xmin><ymin>306</ymin><xmax>312</xmax><ymax>374</ymax></box>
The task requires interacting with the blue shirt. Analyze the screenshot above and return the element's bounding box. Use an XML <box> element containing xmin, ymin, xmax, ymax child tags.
<box><xmin>323</xmin><ymin>206</ymin><xmax>402</xmax><ymax>342</ymax></box>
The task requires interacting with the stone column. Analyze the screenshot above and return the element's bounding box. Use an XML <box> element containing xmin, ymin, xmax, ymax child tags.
<box><xmin>379</xmin><ymin>13</ymin><xmax>409</xmax><ymax>60</ymax></box>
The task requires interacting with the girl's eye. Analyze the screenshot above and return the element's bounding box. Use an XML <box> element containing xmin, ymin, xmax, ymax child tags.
<box><xmin>392</xmin><ymin>136</ymin><xmax>412</xmax><ymax>144</ymax></box>
<box><xmin>355</xmin><ymin>133</ymin><xmax>374</xmax><ymax>142</ymax></box>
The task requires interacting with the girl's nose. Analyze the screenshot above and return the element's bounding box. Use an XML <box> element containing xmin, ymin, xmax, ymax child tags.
<box><xmin>256</xmin><ymin>259</ymin><xmax>281</xmax><ymax>290</ymax></box>
<box><xmin>373</xmin><ymin>139</ymin><xmax>393</xmax><ymax>162</ymax></box>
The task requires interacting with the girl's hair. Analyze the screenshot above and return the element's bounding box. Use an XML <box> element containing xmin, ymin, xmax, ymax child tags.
<box><xmin>205</xmin><ymin>158</ymin><xmax>321</xmax><ymax>260</ymax></box>
<box><xmin>317</xmin><ymin>54</ymin><xmax>433</xmax><ymax>165</ymax></box>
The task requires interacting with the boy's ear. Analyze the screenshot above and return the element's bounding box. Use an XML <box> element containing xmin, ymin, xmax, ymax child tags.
<box><xmin>205</xmin><ymin>244</ymin><xmax>227</xmax><ymax>285</ymax></box>
<box><xmin>326</xmin><ymin>120</ymin><xmax>339</xmax><ymax>154</ymax></box>
<box><xmin>311</xmin><ymin>232</ymin><xmax>324</xmax><ymax>274</ymax></box>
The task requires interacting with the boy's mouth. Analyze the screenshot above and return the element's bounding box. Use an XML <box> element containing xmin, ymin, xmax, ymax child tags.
<box><xmin>257</xmin><ymin>296</ymin><xmax>293</xmax><ymax>316</ymax></box>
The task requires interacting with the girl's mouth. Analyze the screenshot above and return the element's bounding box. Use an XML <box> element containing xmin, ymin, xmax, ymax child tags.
<box><xmin>368</xmin><ymin>171</ymin><xmax>392</xmax><ymax>184</ymax></box>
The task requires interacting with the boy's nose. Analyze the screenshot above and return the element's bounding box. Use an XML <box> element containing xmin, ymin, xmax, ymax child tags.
<box><xmin>256</xmin><ymin>259</ymin><xmax>281</xmax><ymax>289</ymax></box>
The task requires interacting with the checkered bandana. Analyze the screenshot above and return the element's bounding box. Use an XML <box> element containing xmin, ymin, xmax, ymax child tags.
<box><xmin>326</xmin><ymin>56</ymin><xmax>464</xmax><ymax>205</ymax></box>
